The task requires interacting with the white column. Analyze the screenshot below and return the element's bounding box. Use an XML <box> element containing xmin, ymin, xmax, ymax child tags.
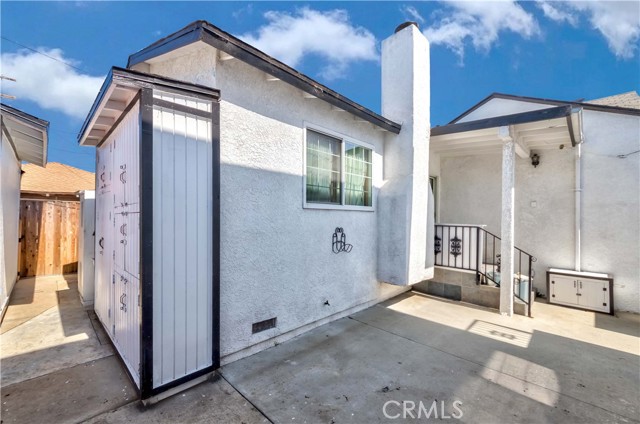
<box><xmin>499</xmin><ymin>126</ymin><xmax>515</xmax><ymax>316</ymax></box>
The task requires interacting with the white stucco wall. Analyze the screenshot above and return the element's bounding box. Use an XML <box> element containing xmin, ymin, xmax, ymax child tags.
<box><xmin>149</xmin><ymin>45</ymin><xmax>409</xmax><ymax>360</ymax></box>
<box><xmin>0</xmin><ymin>127</ymin><xmax>22</xmax><ymax>315</ymax></box>
<box><xmin>439</xmin><ymin>148</ymin><xmax>576</xmax><ymax>293</ymax></box>
<box><xmin>437</xmin><ymin>104</ymin><xmax>639</xmax><ymax>312</ymax></box>
<box><xmin>580</xmin><ymin>110</ymin><xmax>639</xmax><ymax>312</ymax></box>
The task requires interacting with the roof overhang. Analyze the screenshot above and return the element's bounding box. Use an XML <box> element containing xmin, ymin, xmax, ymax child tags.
<box><xmin>126</xmin><ymin>20</ymin><xmax>401</xmax><ymax>134</ymax></box>
<box><xmin>450</xmin><ymin>92</ymin><xmax>640</xmax><ymax>124</ymax></box>
<box><xmin>0</xmin><ymin>103</ymin><xmax>49</xmax><ymax>166</ymax></box>
<box><xmin>431</xmin><ymin>105</ymin><xmax>583</xmax><ymax>157</ymax></box>
<box><xmin>78</xmin><ymin>67</ymin><xmax>221</xmax><ymax>146</ymax></box>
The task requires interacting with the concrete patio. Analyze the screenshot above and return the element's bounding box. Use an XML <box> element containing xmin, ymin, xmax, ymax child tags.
<box><xmin>1</xmin><ymin>279</ymin><xmax>638</xmax><ymax>423</ymax></box>
<box><xmin>222</xmin><ymin>292</ymin><xmax>639</xmax><ymax>423</ymax></box>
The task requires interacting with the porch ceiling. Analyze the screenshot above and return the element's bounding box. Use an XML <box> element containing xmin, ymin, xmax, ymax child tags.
<box><xmin>431</xmin><ymin>105</ymin><xmax>583</xmax><ymax>157</ymax></box>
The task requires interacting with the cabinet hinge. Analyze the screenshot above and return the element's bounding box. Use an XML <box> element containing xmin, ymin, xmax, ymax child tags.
<box><xmin>108</xmin><ymin>308</ymin><xmax>111</xmax><ymax>318</ymax></box>
<box><xmin>112</xmin><ymin>324</ymin><xmax>115</xmax><ymax>334</ymax></box>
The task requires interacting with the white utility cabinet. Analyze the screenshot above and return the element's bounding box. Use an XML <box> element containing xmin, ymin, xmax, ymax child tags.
<box><xmin>77</xmin><ymin>190</ymin><xmax>95</xmax><ymax>307</ymax></box>
<box><xmin>79</xmin><ymin>67</ymin><xmax>221</xmax><ymax>400</ymax></box>
<box><xmin>547</xmin><ymin>268</ymin><xmax>613</xmax><ymax>314</ymax></box>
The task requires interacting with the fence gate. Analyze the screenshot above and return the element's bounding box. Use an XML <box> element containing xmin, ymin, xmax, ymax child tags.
<box><xmin>18</xmin><ymin>200</ymin><xmax>80</xmax><ymax>277</ymax></box>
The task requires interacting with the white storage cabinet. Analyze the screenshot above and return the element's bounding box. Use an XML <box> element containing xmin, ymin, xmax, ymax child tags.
<box><xmin>80</xmin><ymin>68</ymin><xmax>221</xmax><ymax>400</ymax></box>
<box><xmin>77</xmin><ymin>190</ymin><xmax>95</xmax><ymax>307</ymax></box>
<box><xmin>547</xmin><ymin>268</ymin><xmax>613</xmax><ymax>314</ymax></box>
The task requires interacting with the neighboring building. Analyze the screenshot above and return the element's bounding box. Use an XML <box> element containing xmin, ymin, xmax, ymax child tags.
<box><xmin>0</xmin><ymin>103</ymin><xmax>48</xmax><ymax>317</ymax></box>
<box><xmin>21</xmin><ymin>162</ymin><xmax>95</xmax><ymax>201</ymax></box>
<box><xmin>18</xmin><ymin>163</ymin><xmax>95</xmax><ymax>278</ymax></box>
<box><xmin>427</xmin><ymin>92</ymin><xmax>640</xmax><ymax>315</ymax></box>
<box><xmin>78</xmin><ymin>20</ymin><xmax>433</xmax><ymax>400</ymax></box>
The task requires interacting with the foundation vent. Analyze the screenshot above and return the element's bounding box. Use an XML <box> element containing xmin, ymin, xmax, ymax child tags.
<box><xmin>252</xmin><ymin>317</ymin><xmax>277</xmax><ymax>334</ymax></box>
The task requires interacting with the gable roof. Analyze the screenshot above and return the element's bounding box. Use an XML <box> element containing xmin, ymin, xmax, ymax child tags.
<box><xmin>587</xmin><ymin>91</ymin><xmax>640</xmax><ymax>110</ymax></box>
<box><xmin>0</xmin><ymin>103</ymin><xmax>49</xmax><ymax>166</ymax></box>
<box><xmin>449</xmin><ymin>92</ymin><xmax>640</xmax><ymax>124</ymax></box>
<box><xmin>127</xmin><ymin>20</ymin><xmax>401</xmax><ymax>134</ymax></box>
<box><xmin>21</xmin><ymin>162</ymin><xmax>95</xmax><ymax>195</ymax></box>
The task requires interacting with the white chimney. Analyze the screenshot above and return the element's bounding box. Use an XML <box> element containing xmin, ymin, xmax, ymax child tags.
<box><xmin>377</xmin><ymin>22</ymin><xmax>433</xmax><ymax>285</ymax></box>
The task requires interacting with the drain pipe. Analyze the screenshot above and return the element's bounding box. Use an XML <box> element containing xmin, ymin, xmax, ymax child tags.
<box><xmin>570</xmin><ymin>109</ymin><xmax>584</xmax><ymax>272</ymax></box>
<box><xmin>575</xmin><ymin>142</ymin><xmax>582</xmax><ymax>272</ymax></box>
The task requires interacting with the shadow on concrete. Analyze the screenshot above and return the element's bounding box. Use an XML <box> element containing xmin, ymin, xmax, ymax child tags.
<box><xmin>594</xmin><ymin>311</ymin><xmax>640</xmax><ymax>338</ymax></box>
<box><xmin>222</xmin><ymin>292</ymin><xmax>639</xmax><ymax>423</ymax></box>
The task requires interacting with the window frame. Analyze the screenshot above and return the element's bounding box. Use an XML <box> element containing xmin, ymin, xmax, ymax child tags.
<box><xmin>303</xmin><ymin>123</ymin><xmax>375</xmax><ymax>212</ymax></box>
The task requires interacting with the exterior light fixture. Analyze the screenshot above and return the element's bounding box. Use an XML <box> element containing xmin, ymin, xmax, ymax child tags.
<box><xmin>531</xmin><ymin>153</ymin><xmax>540</xmax><ymax>168</ymax></box>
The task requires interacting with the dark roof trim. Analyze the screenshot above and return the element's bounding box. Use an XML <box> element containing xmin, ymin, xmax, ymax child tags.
<box><xmin>432</xmin><ymin>105</ymin><xmax>573</xmax><ymax>137</ymax></box>
<box><xmin>78</xmin><ymin>66</ymin><xmax>220</xmax><ymax>143</ymax></box>
<box><xmin>127</xmin><ymin>20</ymin><xmax>401</xmax><ymax>134</ymax></box>
<box><xmin>450</xmin><ymin>92</ymin><xmax>640</xmax><ymax>124</ymax></box>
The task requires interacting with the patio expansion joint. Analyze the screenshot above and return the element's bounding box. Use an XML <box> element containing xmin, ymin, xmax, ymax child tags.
<box><xmin>348</xmin><ymin>314</ymin><xmax>639</xmax><ymax>423</ymax></box>
<box><xmin>218</xmin><ymin>371</ymin><xmax>274</xmax><ymax>423</ymax></box>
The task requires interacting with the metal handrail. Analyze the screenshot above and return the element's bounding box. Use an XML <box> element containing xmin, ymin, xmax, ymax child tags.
<box><xmin>434</xmin><ymin>224</ymin><xmax>536</xmax><ymax>317</ymax></box>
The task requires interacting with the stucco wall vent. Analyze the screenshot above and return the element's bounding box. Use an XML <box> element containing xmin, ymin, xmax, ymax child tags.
<box><xmin>252</xmin><ymin>317</ymin><xmax>277</xmax><ymax>334</ymax></box>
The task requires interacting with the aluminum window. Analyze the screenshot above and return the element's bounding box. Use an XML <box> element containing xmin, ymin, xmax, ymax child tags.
<box><xmin>305</xmin><ymin>128</ymin><xmax>372</xmax><ymax>208</ymax></box>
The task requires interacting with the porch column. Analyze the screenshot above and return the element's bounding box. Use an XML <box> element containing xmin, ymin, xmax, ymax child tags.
<box><xmin>498</xmin><ymin>126</ymin><xmax>515</xmax><ymax>316</ymax></box>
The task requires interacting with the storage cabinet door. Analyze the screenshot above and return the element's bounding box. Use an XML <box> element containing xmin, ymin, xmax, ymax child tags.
<box><xmin>577</xmin><ymin>279</ymin><xmax>610</xmax><ymax>313</ymax></box>
<box><xmin>549</xmin><ymin>275</ymin><xmax>579</xmax><ymax>306</ymax></box>
<box><xmin>113</xmin><ymin>270</ymin><xmax>140</xmax><ymax>385</ymax></box>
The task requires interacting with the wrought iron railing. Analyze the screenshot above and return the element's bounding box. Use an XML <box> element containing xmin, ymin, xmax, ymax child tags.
<box><xmin>434</xmin><ymin>224</ymin><xmax>536</xmax><ymax>317</ymax></box>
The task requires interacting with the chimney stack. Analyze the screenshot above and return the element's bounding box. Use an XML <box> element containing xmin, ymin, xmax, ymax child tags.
<box><xmin>377</xmin><ymin>23</ymin><xmax>432</xmax><ymax>285</ymax></box>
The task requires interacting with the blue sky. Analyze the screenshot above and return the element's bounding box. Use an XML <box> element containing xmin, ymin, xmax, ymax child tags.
<box><xmin>1</xmin><ymin>1</ymin><xmax>639</xmax><ymax>172</ymax></box>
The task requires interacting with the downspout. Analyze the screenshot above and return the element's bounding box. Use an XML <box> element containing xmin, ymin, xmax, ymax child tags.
<box><xmin>567</xmin><ymin>108</ymin><xmax>584</xmax><ymax>272</ymax></box>
<box><xmin>575</xmin><ymin>142</ymin><xmax>582</xmax><ymax>272</ymax></box>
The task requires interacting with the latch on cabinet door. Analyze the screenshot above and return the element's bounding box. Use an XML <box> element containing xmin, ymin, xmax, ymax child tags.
<box><xmin>120</xmin><ymin>293</ymin><xmax>127</xmax><ymax>312</ymax></box>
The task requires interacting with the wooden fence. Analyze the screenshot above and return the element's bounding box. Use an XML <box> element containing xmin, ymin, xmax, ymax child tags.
<box><xmin>19</xmin><ymin>200</ymin><xmax>80</xmax><ymax>277</ymax></box>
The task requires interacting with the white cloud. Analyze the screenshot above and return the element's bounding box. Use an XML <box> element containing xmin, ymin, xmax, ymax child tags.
<box><xmin>424</xmin><ymin>1</ymin><xmax>539</xmax><ymax>62</ymax></box>
<box><xmin>401</xmin><ymin>5</ymin><xmax>426</xmax><ymax>25</ymax></box>
<box><xmin>539</xmin><ymin>1</ymin><xmax>639</xmax><ymax>59</ymax></box>
<box><xmin>536</xmin><ymin>1</ymin><xmax>578</xmax><ymax>25</ymax></box>
<box><xmin>240</xmin><ymin>7</ymin><xmax>378</xmax><ymax>80</ymax></box>
<box><xmin>1</xmin><ymin>49</ymin><xmax>104</xmax><ymax>119</ymax></box>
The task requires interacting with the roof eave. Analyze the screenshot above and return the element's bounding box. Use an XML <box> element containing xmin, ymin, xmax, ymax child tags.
<box><xmin>0</xmin><ymin>103</ymin><xmax>49</xmax><ymax>167</ymax></box>
<box><xmin>127</xmin><ymin>21</ymin><xmax>401</xmax><ymax>134</ymax></box>
<box><xmin>433</xmin><ymin>105</ymin><xmax>574</xmax><ymax>137</ymax></box>
<box><xmin>449</xmin><ymin>92</ymin><xmax>640</xmax><ymax>124</ymax></box>
<box><xmin>78</xmin><ymin>66</ymin><xmax>222</xmax><ymax>146</ymax></box>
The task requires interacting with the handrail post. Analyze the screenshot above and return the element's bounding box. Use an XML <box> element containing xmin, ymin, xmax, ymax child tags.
<box><xmin>476</xmin><ymin>227</ymin><xmax>481</xmax><ymax>284</ymax></box>
<box><xmin>528</xmin><ymin>256</ymin><xmax>533</xmax><ymax>317</ymax></box>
